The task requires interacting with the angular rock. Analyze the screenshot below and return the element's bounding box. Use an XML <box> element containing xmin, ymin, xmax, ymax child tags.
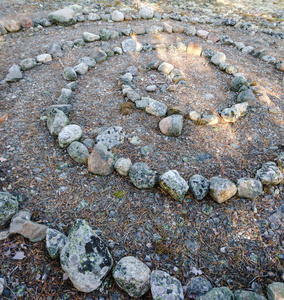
<box><xmin>187</xmin><ymin>276</ymin><xmax>212</xmax><ymax>298</ymax></box>
<box><xmin>48</xmin><ymin>8</ymin><xmax>76</xmax><ymax>26</ymax></box>
<box><xmin>220</xmin><ymin>35</ymin><xmax>234</xmax><ymax>45</ymax></box>
<box><xmin>113</xmin><ymin>256</ymin><xmax>150</xmax><ymax>297</ymax></box>
<box><xmin>267</xmin><ymin>282</ymin><xmax>284</xmax><ymax>300</ymax></box>
<box><xmin>63</xmin><ymin>67</ymin><xmax>77</xmax><ymax>81</ymax></box>
<box><xmin>47</xmin><ymin>108</ymin><xmax>70</xmax><ymax>136</ymax></box>
<box><xmin>58</xmin><ymin>88</ymin><xmax>73</xmax><ymax>104</ymax></box>
<box><xmin>88</xmin><ymin>144</ymin><xmax>114</xmax><ymax>175</ymax></box>
<box><xmin>158</xmin><ymin>62</ymin><xmax>174</xmax><ymax>74</ymax></box>
<box><xmin>221</xmin><ymin>102</ymin><xmax>248</xmax><ymax>123</ymax></box>
<box><xmin>136</xmin><ymin>98</ymin><xmax>150</xmax><ymax>110</ymax></box>
<box><xmin>78</xmin><ymin>57</ymin><xmax>96</xmax><ymax>68</ymax></box>
<box><xmin>0</xmin><ymin>192</ymin><xmax>18</xmax><ymax>227</ymax></box>
<box><xmin>232</xmin><ymin>76</ymin><xmax>248</xmax><ymax>92</ymax></box>
<box><xmin>242</xmin><ymin>46</ymin><xmax>254</xmax><ymax>54</ymax></box>
<box><xmin>121</xmin><ymin>38</ymin><xmax>143</xmax><ymax>53</ymax></box>
<box><xmin>4</xmin><ymin>64</ymin><xmax>23</xmax><ymax>82</ymax></box>
<box><xmin>67</xmin><ymin>141</ymin><xmax>89</xmax><ymax>164</ymax></box>
<box><xmin>163</xmin><ymin>22</ymin><xmax>172</xmax><ymax>33</ymax></box>
<box><xmin>88</xmin><ymin>13</ymin><xmax>101</xmax><ymax>21</ymax></box>
<box><xmin>111</xmin><ymin>10</ymin><xmax>124</xmax><ymax>22</ymax></box>
<box><xmin>188</xmin><ymin>175</ymin><xmax>210</xmax><ymax>200</ymax></box>
<box><xmin>139</xmin><ymin>6</ymin><xmax>154</xmax><ymax>19</ymax></box>
<box><xmin>237</xmin><ymin>89</ymin><xmax>257</xmax><ymax>106</ymax></box>
<box><xmin>197</xmin><ymin>29</ymin><xmax>209</xmax><ymax>39</ymax></box>
<box><xmin>211</xmin><ymin>52</ymin><xmax>226</xmax><ymax>66</ymax></box>
<box><xmin>185</xmin><ymin>26</ymin><xmax>197</xmax><ymax>36</ymax></box>
<box><xmin>82</xmin><ymin>32</ymin><xmax>100</xmax><ymax>42</ymax></box>
<box><xmin>114</xmin><ymin>158</ymin><xmax>132</xmax><ymax>176</ymax></box>
<box><xmin>95</xmin><ymin>126</ymin><xmax>125</xmax><ymax>150</ymax></box>
<box><xmin>60</xmin><ymin>219</ymin><xmax>113</xmax><ymax>292</ymax></box>
<box><xmin>201</xmin><ymin>114</ymin><xmax>218</xmax><ymax>125</ymax></box>
<box><xmin>167</xmin><ymin>105</ymin><xmax>189</xmax><ymax>117</ymax></box>
<box><xmin>146</xmin><ymin>25</ymin><xmax>163</xmax><ymax>34</ymax></box>
<box><xmin>209</xmin><ymin>177</ymin><xmax>237</xmax><ymax>203</ymax></box>
<box><xmin>45</xmin><ymin>104</ymin><xmax>72</xmax><ymax>116</ymax></box>
<box><xmin>91</xmin><ymin>47</ymin><xmax>107</xmax><ymax>63</ymax></box>
<box><xmin>20</xmin><ymin>58</ymin><xmax>37</xmax><ymax>71</ymax></box>
<box><xmin>159</xmin><ymin>114</ymin><xmax>183</xmax><ymax>136</ymax></box>
<box><xmin>48</xmin><ymin>43</ymin><xmax>63</xmax><ymax>58</ymax></box>
<box><xmin>151</xmin><ymin>270</ymin><xmax>184</xmax><ymax>300</ymax></box>
<box><xmin>237</xmin><ymin>178</ymin><xmax>263</xmax><ymax>199</ymax></box>
<box><xmin>74</xmin><ymin>62</ymin><xmax>88</xmax><ymax>75</ymax></box>
<box><xmin>255</xmin><ymin>162</ymin><xmax>283</xmax><ymax>186</ymax></box>
<box><xmin>36</xmin><ymin>54</ymin><xmax>52</xmax><ymax>63</ymax></box>
<box><xmin>58</xmin><ymin>124</ymin><xmax>83</xmax><ymax>148</ymax></box>
<box><xmin>145</xmin><ymin>100</ymin><xmax>167</xmax><ymax>117</ymax></box>
<box><xmin>198</xmin><ymin>287</ymin><xmax>234</xmax><ymax>300</ymax></box>
<box><xmin>4</xmin><ymin>20</ymin><xmax>21</xmax><ymax>32</ymax></box>
<box><xmin>46</xmin><ymin>228</ymin><xmax>67</xmax><ymax>259</ymax></box>
<box><xmin>234</xmin><ymin>290</ymin><xmax>266</xmax><ymax>300</ymax></box>
<box><xmin>159</xmin><ymin>170</ymin><xmax>189</xmax><ymax>201</ymax></box>
<box><xmin>129</xmin><ymin>162</ymin><xmax>157</xmax><ymax>189</ymax></box>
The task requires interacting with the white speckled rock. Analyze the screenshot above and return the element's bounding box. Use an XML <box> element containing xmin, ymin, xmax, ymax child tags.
<box><xmin>95</xmin><ymin>126</ymin><xmax>125</xmax><ymax>149</ymax></box>
<box><xmin>129</xmin><ymin>162</ymin><xmax>157</xmax><ymax>189</ymax></box>
<box><xmin>58</xmin><ymin>124</ymin><xmax>83</xmax><ymax>148</ymax></box>
<box><xmin>209</xmin><ymin>177</ymin><xmax>237</xmax><ymax>203</ymax></box>
<box><xmin>188</xmin><ymin>175</ymin><xmax>209</xmax><ymax>200</ymax></box>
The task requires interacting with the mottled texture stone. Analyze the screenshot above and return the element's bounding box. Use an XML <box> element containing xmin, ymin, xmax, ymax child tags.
<box><xmin>221</xmin><ymin>102</ymin><xmax>248</xmax><ymax>123</ymax></box>
<box><xmin>158</xmin><ymin>62</ymin><xmax>174</xmax><ymax>74</ymax></box>
<box><xmin>95</xmin><ymin>126</ymin><xmax>125</xmax><ymax>150</ymax></box>
<box><xmin>129</xmin><ymin>162</ymin><xmax>157</xmax><ymax>189</ymax></box>
<box><xmin>255</xmin><ymin>162</ymin><xmax>283</xmax><ymax>186</ymax></box>
<box><xmin>139</xmin><ymin>6</ymin><xmax>154</xmax><ymax>19</ymax></box>
<box><xmin>67</xmin><ymin>141</ymin><xmax>89</xmax><ymax>164</ymax></box>
<box><xmin>46</xmin><ymin>228</ymin><xmax>67</xmax><ymax>259</ymax></box>
<box><xmin>209</xmin><ymin>177</ymin><xmax>237</xmax><ymax>203</ymax></box>
<box><xmin>47</xmin><ymin>108</ymin><xmax>70</xmax><ymax>136</ymax></box>
<box><xmin>58</xmin><ymin>125</ymin><xmax>83</xmax><ymax>148</ymax></box>
<box><xmin>187</xmin><ymin>276</ymin><xmax>212</xmax><ymax>298</ymax></box>
<box><xmin>0</xmin><ymin>192</ymin><xmax>18</xmax><ymax>227</ymax></box>
<box><xmin>114</xmin><ymin>158</ymin><xmax>132</xmax><ymax>176</ymax></box>
<box><xmin>63</xmin><ymin>67</ymin><xmax>77</xmax><ymax>81</ymax></box>
<box><xmin>188</xmin><ymin>175</ymin><xmax>210</xmax><ymax>200</ymax></box>
<box><xmin>211</xmin><ymin>52</ymin><xmax>226</xmax><ymax>66</ymax></box>
<box><xmin>121</xmin><ymin>38</ymin><xmax>142</xmax><ymax>53</ymax></box>
<box><xmin>145</xmin><ymin>100</ymin><xmax>167</xmax><ymax>117</ymax></box>
<box><xmin>4</xmin><ymin>64</ymin><xmax>23</xmax><ymax>82</ymax></box>
<box><xmin>20</xmin><ymin>58</ymin><xmax>37</xmax><ymax>71</ymax></box>
<box><xmin>197</xmin><ymin>287</ymin><xmax>234</xmax><ymax>300</ymax></box>
<box><xmin>237</xmin><ymin>89</ymin><xmax>257</xmax><ymax>106</ymax></box>
<box><xmin>237</xmin><ymin>178</ymin><xmax>263</xmax><ymax>199</ymax></box>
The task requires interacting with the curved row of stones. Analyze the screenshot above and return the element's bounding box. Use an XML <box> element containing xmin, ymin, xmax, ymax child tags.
<box><xmin>1</xmin><ymin>193</ymin><xmax>284</xmax><ymax>299</ymax></box>
<box><xmin>2</xmin><ymin>6</ymin><xmax>284</xmax><ymax>83</ymax></box>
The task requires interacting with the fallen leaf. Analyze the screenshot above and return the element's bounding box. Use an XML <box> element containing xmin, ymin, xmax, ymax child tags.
<box><xmin>13</xmin><ymin>251</ymin><xmax>26</xmax><ymax>260</ymax></box>
<box><xmin>0</xmin><ymin>114</ymin><xmax>8</xmax><ymax>124</ymax></box>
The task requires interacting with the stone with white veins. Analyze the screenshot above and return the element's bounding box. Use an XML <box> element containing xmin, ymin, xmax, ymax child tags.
<box><xmin>159</xmin><ymin>170</ymin><xmax>189</xmax><ymax>201</ymax></box>
<box><xmin>237</xmin><ymin>178</ymin><xmax>263</xmax><ymax>199</ymax></box>
<box><xmin>159</xmin><ymin>114</ymin><xmax>183</xmax><ymax>137</ymax></box>
<box><xmin>74</xmin><ymin>62</ymin><xmax>88</xmax><ymax>75</ymax></box>
<box><xmin>95</xmin><ymin>126</ymin><xmax>125</xmax><ymax>150</ymax></box>
<box><xmin>111</xmin><ymin>10</ymin><xmax>124</xmax><ymax>22</ymax></box>
<box><xmin>0</xmin><ymin>192</ymin><xmax>18</xmax><ymax>227</ymax></box>
<box><xmin>209</xmin><ymin>177</ymin><xmax>237</xmax><ymax>203</ymax></box>
<box><xmin>121</xmin><ymin>38</ymin><xmax>143</xmax><ymax>53</ymax></box>
<box><xmin>145</xmin><ymin>100</ymin><xmax>167</xmax><ymax>117</ymax></box>
<box><xmin>4</xmin><ymin>64</ymin><xmax>23</xmax><ymax>82</ymax></box>
<box><xmin>129</xmin><ymin>162</ymin><xmax>157</xmax><ymax>189</ymax></box>
<box><xmin>47</xmin><ymin>108</ymin><xmax>70</xmax><ymax>136</ymax></box>
<box><xmin>139</xmin><ymin>6</ymin><xmax>154</xmax><ymax>19</ymax></box>
<box><xmin>82</xmin><ymin>32</ymin><xmax>100</xmax><ymax>42</ymax></box>
<box><xmin>158</xmin><ymin>62</ymin><xmax>174</xmax><ymax>74</ymax></box>
<box><xmin>114</xmin><ymin>158</ymin><xmax>132</xmax><ymax>176</ymax></box>
<box><xmin>60</xmin><ymin>219</ymin><xmax>113</xmax><ymax>292</ymax></box>
<box><xmin>20</xmin><ymin>58</ymin><xmax>37</xmax><ymax>71</ymax></box>
<box><xmin>67</xmin><ymin>141</ymin><xmax>89</xmax><ymax>164</ymax></box>
<box><xmin>46</xmin><ymin>228</ymin><xmax>67</xmax><ymax>259</ymax></box>
<box><xmin>255</xmin><ymin>162</ymin><xmax>283</xmax><ymax>186</ymax></box>
<box><xmin>58</xmin><ymin>124</ymin><xmax>83</xmax><ymax>148</ymax></box>
<box><xmin>188</xmin><ymin>174</ymin><xmax>210</xmax><ymax>200</ymax></box>
<box><xmin>151</xmin><ymin>270</ymin><xmax>184</xmax><ymax>300</ymax></box>
<box><xmin>113</xmin><ymin>256</ymin><xmax>150</xmax><ymax>297</ymax></box>
<box><xmin>211</xmin><ymin>52</ymin><xmax>226</xmax><ymax>66</ymax></box>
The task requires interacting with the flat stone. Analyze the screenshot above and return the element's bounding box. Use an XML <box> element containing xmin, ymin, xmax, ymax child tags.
<box><xmin>198</xmin><ymin>287</ymin><xmax>234</xmax><ymax>300</ymax></box>
<box><xmin>82</xmin><ymin>32</ymin><xmax>100</xmax><ymax>42</ymax></box>
<box><xmin>255</xmin><ymin>162</ymin><xmax>283</xmax><ymax>186</ymax></box>
<box><xmin>136</xmin><ymin>98</ymin><xmax>150</xmax><ymax>110</ymax></box>
<box><xmin>67</xmin><ymin>141</ymin><xmax>89</xmax><ymax>164</ymax></box>
<box><xmin>60</xmin><ymin>219</ymin><xmax>113</xmax><ymax>292</ymax></box>
<box><xmin>114</xmin><ymin>158</ymin><xmax>132</xmax><ymax>176</ymax></box>
<box><xmin>74</xmin><ymin>62</ymin><xmax>88</xmax><ymax>75</ymax></box>
<box><xmin>4</xmin><ymin>64</ymin><xmax>23</xmax><ymax>82</ymax></box>
<box><xmin>139</xmin><ymin>6</ymin><xmax>154</xmax><ymax>19</ymax></box>
<box><xmin>36</xmin><ymin>54</ymin><xmax>52</xmax><ymax>63</ymax></box>
<box><xmin>158</xmin><ymin>62</ymin><xmax>174</xmax><ymax>74</ymax></box>
<box><xmin>20</xmin><ymin>58</ymin><xmax>37</xmax><ymax>71</ymax></box>
<box><xmin>0</xmin><ymin>192</ymin><xmax>18</xmax><ymax>227</ymax></box>
<box><xmin>237</xmin><ymin>178</ymin><xmax>263</xmax><ymax>199</ymax></box>
<box><xmin>267</xmin><ymin>282</ymin><xmax>284</xmax><ymax>300</ymax></box>
<box><xmin>242</xmin><ymin>46</ymin><xmax>254</xmax><ymax>54</ymax></box>
<box><xmin>113</xmin><ymin>256</ymin><xmax>150</xmax><ymax>297</ymax></box>
<box><xmin>4</xmin><ymin>20</ymin><xmax>21</xmax><ymax>32</ymax></box>
<box><xmin>187</xmin><ymin>276</ymin><xmax>212</xmax><ymax>298</ymax></box>
<box><xmin>159</xmin><ymin>114</ymin><xmax>183</xmax><ymax>136</ymax></box>
<box><xmin>188</xmin><ymin>175</ymin><xmax>210</xmax><ymax>200</ymax></box>
<box><xmin>48</xmin><ymin>8</ymin><xmax>76</xmax><ymax>26</ymax></box>
<box><xmin>151</xmin><ymin>270</ymin><xmax>184</xmax><ymax>300</ymax></box>
<box><xmin>46</xmin><ymin>228</ymin><xmax>67</xmax><ymax>259</ymax></box>
<box><xmin>63</xmin><ymin>67</ymin><xmax>77</xmax><ymax>81</ymax></box>
<box><xmin>47</xmin><ymin>108</ymin><xmax>70</xmax><ymax>136</ymax></box>
<box><xmin>234</xmin><ymin>290</ymin><xmax>266</xmax><ymax>300</ymax></box>
<box><xmin>88</xmin><ymin>144</ymin><xmax>114</xmax><ymax>175</ymax></box>
<box><xmin>209</xmin><ymin>177</ymin><xmax>237</xmax><ymax>203</ymax></box>
<box><xmin>121</xmin><ymin>38</ymin><xmax>143</xmax><ymax>53</ymax></box>
<box><xmin>58</xmin><ymin>124</ymin><xmax>83</xmax><ymax>148</ymax></box>
<box><xmin>129</xmin><ymin>162</ymin><xmax>157</xmax><ymax>189</ymax></box>
<box><xmin>95</xmin><ymin>126</ymin><xmax>125</xmax><ymax>149</ymax></box>
<box><xmin>159</xmin><ymin>170</ymin><xmax>189</xmax><ymax>201</ymax></box>
<box><xmin>146</xmin><ymin>100</ymin><xmax>168</xmax><ymax>117</ymax></box>
<box><xmin>207</xmin><ymin>34</ymin><xmax>219</xmax><ymax>43</ymax></box>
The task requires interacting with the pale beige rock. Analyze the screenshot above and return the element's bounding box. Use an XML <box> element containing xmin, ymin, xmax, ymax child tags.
<box><xmin>163</xmin><ymin>22</ymin><xmax>172</xmax><ymax>33</ymax></box>
<box><xmin>187</xmin><ymin>43</ymin><xmax>202</xmax><ymax>56</ymax></box>
<box><xmin>4</xmin><ymin>20</ymin><xmax>21</xmax><ymax>32</ymax></box>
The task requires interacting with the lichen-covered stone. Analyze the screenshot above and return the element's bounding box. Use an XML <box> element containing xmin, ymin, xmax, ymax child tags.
<box><xmin>234</xmin><ymin>290</ymin><xmax>266</xmax><ymax>300</ymax></box>
<box><xmin>113</xmin><ymin>256</ymin><xmax>150</xmax><ymax>297</ymax></box>
<box><xmin>4</xmin><ymin>64</ymin><xmax>23</xmax><ymax>82</ymax></box>
<box><xmin>46</xmin><ymin>228</ymin><xmax>67</xmax><ymax>259</ymax></box>
<box><xmin>151</xmin><ymin>270</ymin><xmax>184</xmax><ymax>300</ymax></box>
<box><xmin>221</xmin><ymin>102</ymin><xmax>248</xmax><ymax>123</ymax></box>
<box><xmin>58</xmin><ymin>125</ymin><xmax>83</xmax><ymax>148</ymax></box>
<box><xmin>47</xmin><ymin>108</ymin><xmax>70</xmax><ymax>136</ymax></box>
<box><xmin>67</xmin><ymin>141</ymin><xmax>89</xmax><ymax>164</ymax></box>
<box><xmin>237</xmin><ymin>89</ymin><xmax>257</xmax><ymax>106</ymax></box>
<box><xmin>88</xmin><ymin>144</ymin><xmax>114</xmax><ymax>175</ymax></box>
<box><xmin>145</xmin><ymin>100</ymin><xmax>167</xmax><ymax>117</ymax></box>
<box><xmin>237</xmin><ymin>178</ymin><xmax>263</xmax><ymax>199</ymax></box>
<box><xmin>63</xmin><ymin>67</ymin><xmax>77</xmax><ymax>81</ymax></box>
<box><xmin>129</xmin><ymin>162</ymin><xmax>157</xmax><ymax>189</ymax></box>
<box><xmin>60</xmin><ymin>219</ymin><xmax>113</xmax><ymax>292</ymax></box>
<box><xmin>95</xmin><ymin>126</ymin><xmax>125</xmax><ymax>150</ymax></box>
<box><xmin>197</xmin><ymin>287</ymin><xmax>234</xmax><ymax>300</ymax></box>
<box><xmin>114</xmin><ymin>158</ymin><xmax>132</xmax><ymax>176</ymax></box>
<box><xmin>187</xmin><ymin>276</ymin><xmax>212</xmax><ymax>298</ymax></box>
<box><xmin>188</xmin><ymin>175</ymin><xmax>209</xmax><ymax>200</ymax></box>
<box><xmin>0</xmin><ymin>192</ymin><xmax>18</xmax><ymax>227</ymax></box>
<box><xmin>159</xmin><ymin>114</ymin><xmax>183</xmax><ymax>137</ymax></box>
<box><xmin>209</xmin><ymin>177</ymin><xmax>237</xmax><ymax>203</ymax></box>
<box><xmin>121</xmin><ymin>38</ymin><xmax>143</xmax><ymax>53</ymax></box>
<box><xmin>232</xmin><ymin>76</ymin><xmax>248</xmax><ymax>92</ymax></box>
<box><xmin>159</xmin><ymin>170</ymin><xmax>189</xmax><ymax>201</ymax></box>
<box><xmin>267</xmin><ymin>282</ymin><xmax>284</xmax><ymax>300</ymax></box>
<box><xmin>255</xmin><ymin>162</ymin><xmax>283</xmax><ymax>186</ymax></box>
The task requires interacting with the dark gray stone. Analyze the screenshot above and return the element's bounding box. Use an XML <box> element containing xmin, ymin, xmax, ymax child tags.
<box><xmin>188</xmin><ymin>175</ymin><xmax>210</xmax><ymax>200</ymax></box>
<box><xmin>46</xmin><ymin>228</ymin><xmax>67</xmax><ymax>259</ymax></box>
<box><xmin>187</xmin><ymin>276</ymin><xmax>212</xmax><ymax>298</ymax></box>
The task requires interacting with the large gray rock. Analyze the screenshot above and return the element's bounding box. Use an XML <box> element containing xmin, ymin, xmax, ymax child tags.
<box><xmin>121</xmin><ymin>38</ymin><xmax>143</xmax><ymax>53</ymax></box>
<box><xmin>111</xmin><ymin>10</ymin><xmax>124</xmax><ymax>22</ymax></box>
<box><xmin>58</xmin><ymin>88</ymin><xmax>73</xmax><ymax>104</ymax></box>
<box><xmin>67</xmin><ymin>141</ymin><xmax>89</xmax><ymax>164</ymax></box>
<box><xmin>232</xmin><ymin>76</ymin><xmax>248</xmax><ymax>92</ymax></box>
<box><xmin>255</xmin><ymin>162</ymin><xmax>283</xmax><ymax>186</ymax></box>
<box><xmin>198</xmin><ymin>287</ymin><xmax>234</xmax><ymax>300</ymax></box>
<box><xmin>47</xmin><ymin>108</ymin><xmax>70</xmax><ymax>136</ymax></box>
<box><xmin>82</xmin><ymin>32</ymin><xmax>100</xmax><ymax>42</ymax></box>
<box><xmin>5</xmin><ymin>64</ymin><xmax>23</xmax><ymax>82</ymax></box>
<box><xmin>19</xmin><ymin>58</ymin><xmax>37</xmax><ymax>71</ymax></box>
<box><xmin>0</xmin><ymin>192</ymin><xmax>18</xmax><ymax>227</ymax></box>
<box><xmin>237</xmin><ymin>178</ymin><xmax>263</xmax><ymax>199</ymax></box>
<box><xmin>46</xmin><ymin>228</ymin><xmax>67</xmax><ymax>259</ymax></box>
<box><xmin>58</xmin><ymin>124</ymin><xmax>83</xmax><ymax>148</ymax></box>
<box><xmin>60</xmin><ymin>219</ymin><xmax>113</xmax><ymax>292</ymax></box>
<box><xmin>209</xmin><ymin>177</ymin><xmax>237</xmax><ymax>203</ymax></box>
<box><xmin>187</xmin><ymin>276</ymin><xmax>212</xmax><ymax>298</ymax></box>
<box><xmin>221</xmin><ymin>102</ymin><xmax>248</xmax><ymax>123</ymax></box>
<box><xmin>267</xmin><ymin>282</ymin><xmax>284</xmax><ymax>300</ymax></box>
<box><xmin>91</xmin><ymin>47</ymin><xmax>107</xmax><ymax>63</ymax></box>
<box><xmin>145</xmin><ymin>100</ymin><xmax>167</xmax><ymax>117</ymax></box>
<box><xmin>159</xmin><ymin>114</ymin><xmax>183</xmax><ymax>137</ymax></box>
<box><xmin>95</xmin><ymin>126</ymin><xmax>125</xmax><ymax>150</ymax></box>
<box><xmin>114</xmin><ymin>158</ymin><xmax>132</xmax><ymax>176</ymax></box>
<box><xmin>139</xmin><ymin>6</ymin><xmax>154</xmax><ymax>19</ymax></box>
<box><xmin>48</xmin><ymin>43</ymin><xmax>63</xmax><ymax>58</ymax></box>
<box><xmin>129</xmin><ymin>162</ymin><xmax>157</xmax><ymax>189</ymax></box>
<box><xmin>88</xmin><ymin>144</ymin><xmax>114</xmax><ymax>175</ymax></box>
<box><xmin>151</xmin><ymin>270</ymin><xmax>184</xmax><ymax>300</ymax></box>
<box><xmin>237</xmin><ymin>89</ymin><xmax>257</xmax><ymax>106</ymax></box>
<box><xmin>211</xmin><ymin>52</ymin><xmax>226</xmax><ymax>66</ymax></box>
<box><xmin>188</xmin><ymin>175</ymin><xmax>210</xmax><ymax>200</ymax></box>
<box><xmin>63</xmin><ymin>67</ymin><xmax>77</xmax><ymax>81</ymax></box>
<box><xmin>234</xmin><ymin>290</ymin><xmax>266</xmax><ymax>300</ymax></box>
<box><xmin>113</xmin><ymin>256</ymin><xmax>150</xmax><ymax>297</ymax></box>
<box><xmin>159</xmin><ymin>170</ymin><xmax>189</xmax><ymax>201</ymax></box>
<box><xmin>48</xmin><ymin>8</ymin><xmax>76</xmax><ymax>26</ymax></box>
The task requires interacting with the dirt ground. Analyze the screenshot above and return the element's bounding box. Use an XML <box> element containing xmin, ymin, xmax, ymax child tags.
<box><xmin>0</xmin><ymin>0</ymin><xmax>284</xmax><ymax>299</ymax></box>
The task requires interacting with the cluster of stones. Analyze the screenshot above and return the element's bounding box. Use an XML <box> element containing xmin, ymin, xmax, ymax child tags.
<box><xmin>1</xmin><ymin>191</ymin><xmax>284</xmax><ymax>298</ymax></box>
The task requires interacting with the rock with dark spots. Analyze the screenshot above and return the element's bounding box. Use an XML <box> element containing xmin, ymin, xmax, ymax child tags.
<box><xmin>91</xmin><ymin>47</ymin><xmax>107</xmax><ymax>63</ymax></box>
<box><xmin>188</xmin><ymin>175</ymin><xmax>210</xmax><ymax>200</ymax></box>
<box><xmin>5</xmin><ymin>64</ymin><xmax>23</xmax><ymax>82</ymax></box>
<box><xmin>46</xmin><ymin>228</ymin><xmax>67</xmax><ymax>259</ymax></box>
<box><xmin>114</xmin><ymin>158</ymin><xmax>132</xmax><ymax>176</ymax></box>
<box><xmin>121</xmin><ymin>38</ymin><xmax>143</xmax><ymax>53</ymax></box>
<box><xmin>67</xmin><ymin>141</ymin><xmax>89</xmax><ymax>164</ymax></box>
<box><xmin>145</xmin><ymin>100</ymin><xmax>167</xmax><ymax>117</ymax></box>
<box><xmin>129</xmin><ymin>162</ymin><xmax>157</xmax><ymax>189</ymax></box>
<box><xmin>237</xmin><ymin>89</ymin><xmax>257</xmax><ymax>106</ymax></box>
<box><xmin>48</xmin><ymin>43</ymin><xmax>63</xmax><ymax>58</ymax></box>
<box><xmin>159</xmin><ymin>170</ymin><xmax>189</xmax><ymax>201</ymax></box>
<box><xmin>151</xmin><ymin>270</ymin><xmax>184</xmax><ymax>300</ymax></box>
<box><xmin>47</xmin><ymin>108</ymin><xmax>70</xmax><ymax>136</ymax></box>
<box><xmin>78</xmin><ymin>57</ymin><xmax>96</xmax><ymax>68</ymax></box>
<box><xmin>60</xmin><ymin>219</ymin><xmax>113</xmax><ymax>292</ymax></box>
<box><xmin>159</xmin><ymin>114</ymin><xmax>183</xmax><ymax>137</ymax></box>
<box><xmin>237</xmin><ymin>178</ymin><xmax>263</xmax><ymax>199</ymax></box>
<box><xmin>58</xmin><ymin>124</ymin><xmax>83</xmax><ymax>148</ymax></box>
<box><xmin>20</xmin><ymin>58</ymin><xmax>37</xmax><ymax>71</ymax></box>
<box><xmin>255</xmin><ymin>162</ymin><xmax>283</xmax><ymax>186</ymax></box>
<box><xmin>0</xmin><ymin>192</ymin><xmax>18</xmax><ymax>227</ymax></box>
<box><xmin>209</xmin><ymin>177</ymin><xmax>237</xmax><ymax>203</ymax></box>
<box><xmin>197</xmin><ymin>287</ymin><xmax>234</xmax><ymax>300</ymax></box>
<box><xmin>232</xmin><ymin>76</ymin><xmax>248</xmax><ymax>92</ymax></box>
<box><xmin>45</xmin><ymin>104</ymin><xmax>72</xmax><ymax>116</ymax></box>
<box><xmin>48</xmin><ymin>8</ymin><xmax>76</xmax><ymax>26</ymax></box>
<box><xmin>267</xmin><ymin>282</ymin><xmax>284</xmax><ymax>300</ymax></box>
<box><xmin>220</xmin><ymin>35</ymin><xmax>234</xmax><ymax>45</ymax></box>
<box><xmin>113</xmin><ymin>256</ymin><xmax>150</xmax><ymax>297</ymax></box>
<box><xmin>187</xmin><ymin>276</ymin><xmax>212</xmax><ymax>298</ymax></box>
<box><xmin>63</xmin><ymin>67</ymin><xmax>77</xmax><ymax>81</ymax></box>
<box><xmin>234</xmin><ymin>290</ymin><xmax>266</xmax><ymax>300</ymax></box>
<box><xmin>88</xmin><ymin>144</ymin><xmax>115</xmax><ymax>175</ymax></box>
<box><xmin>95</xmin><ymin>126</ymin><xmax>125</xmax><ymax>150</ymax></box>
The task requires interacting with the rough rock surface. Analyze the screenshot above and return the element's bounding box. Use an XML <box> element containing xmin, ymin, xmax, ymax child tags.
<box><xmin>47</xmin><ymin>108</ymin><xmax>70</xmax><ymax>136</ymax></box>
<box><xmin>95</xmin><ymin>126</ymin><xmax>125</xmax><ymax>149</ymax></box>
<box><xmin>255</xmin><ymin>162</ymin><xmax>283</xmax><ymax>186</ymax></box>
<box><xmin>0</xmin><ymin>192</ymin><xmax>18</xmax><ymax>227</ymax></box>
<box><xmin>145</xmin><ymin>100</ymin><xmax>167</xmax><ymax>117</ymax></box>
<box><xmin>48</xmin><ymin>8</ymin><xmax>76</xmax><ymax>26</ymax></box>
<box><xmin>237</xmin><ymin>178</ymin><xmax>263</xmax><ymax>199</ymax></box>
<box><xmin>188</xmin><ymin>175</ymin><xmax>210</xmax><ymax>200</ymax></box>
<box><xmin>234</xmin><ymin>290</ymin><xmax>266</xmax><ymax>300</ymax></box>
<box><xmin>113</xmin><ymin>256</ymin><xmax>150</xmax><ymax>297</ymax></box>
<box><xmin>187</xmin><ymin>276</ymin><xmax>212</xmax><ymax>298</ymax></box>
<box><xmin>67</xmin><ymin>141</ymin><xmax>89</xmax><ymax>164</ymax></box>
<box><xmin>46</xmin><ymin>228</ymin><xmax>67</xmax><ymax>259</ymax></box>
<box><xmin>114</xmin><ymin>158</ymin><xmax>132</xmax><ymax>176</ymax></box>
<box><xmin>209</xmin><ymin>177</ymin><xmax>237</xmax><ymax>203</ymax></box>
<box><xmin>267</xmin><ymin>282</ymin><xmax>284</xmax><ymax>300</ymax></box>
<box><xmin>129</xmin><ymin>162</ymin><xmax>157</xmax><ymax>189</ymax></box>
<box><xmin>58</xmin><ymin>125</ymin><xmax>82</xmax><ymax>148</ymax></box>
<box><xmin>60</xmin><ymin>219</ymin><xmax>113</xmax><ymax>292</ymax></box>
<box><xmin>198</xmin><ymin>287</ymin><xmax>234</xmax><ymax>299</ymax></box>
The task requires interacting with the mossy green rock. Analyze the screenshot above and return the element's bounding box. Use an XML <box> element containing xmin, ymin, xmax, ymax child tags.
<box><xmin>0</xmin><ymin>192</ymin><xmax>18</xmax><ymax>227</ymax></box>
<box><xmin>197</xmin><ymin>287</ymin><xmax>234</xmax><ymax>300</ymax></box>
